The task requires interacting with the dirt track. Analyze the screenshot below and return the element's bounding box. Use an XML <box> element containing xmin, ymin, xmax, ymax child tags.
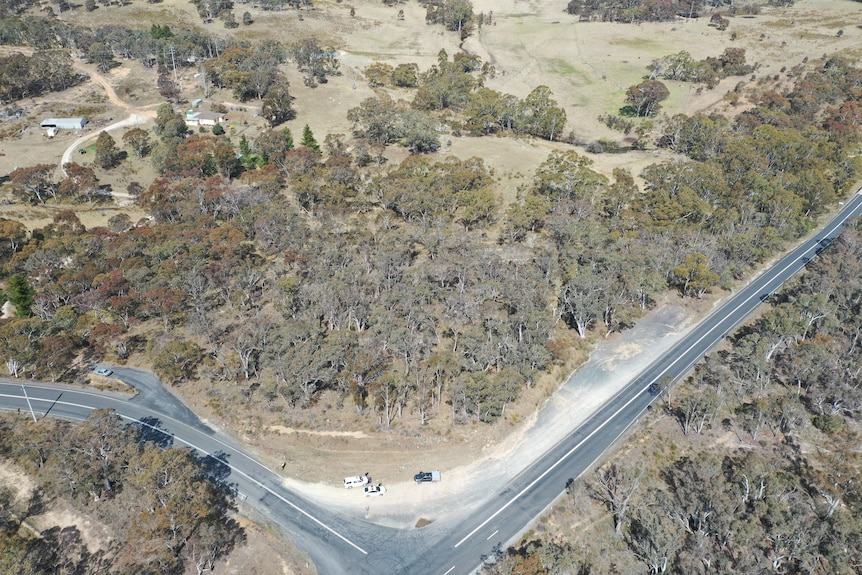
<box><xmin>57</xmin><ymin>61</ymin><xmax>158</xmax><ymax>177</ymax></box>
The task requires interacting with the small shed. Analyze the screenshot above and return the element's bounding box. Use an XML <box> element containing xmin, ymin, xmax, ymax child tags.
<box><xmin>191</xmin><ymin>98</ymin><xmax>203</xmax><ymax>108</ymax></box>
<box><xmin>40</xmin><ymin>117</ymin><xmax>87</xmax><ymax>130</ymax></box>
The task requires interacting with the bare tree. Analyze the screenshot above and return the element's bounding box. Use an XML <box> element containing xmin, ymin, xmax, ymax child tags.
<box><xmin>590</xmin><ymin>463</ymin><xmax>641</xmax><ymax>535</ymax></box>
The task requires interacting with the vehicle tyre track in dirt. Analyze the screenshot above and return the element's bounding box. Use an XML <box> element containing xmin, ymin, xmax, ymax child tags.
<box><xmin>59</xmin><ymin>60</ymin><xmax>157</xmax><ymax>177</ymax></box>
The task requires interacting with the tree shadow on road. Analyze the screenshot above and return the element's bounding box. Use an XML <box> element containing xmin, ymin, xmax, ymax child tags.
<box><xmin>198</xmin><ymin>450</ymin><xmax>238</xmax><ymax>497</ymax></box>
<box><xmin>134</xmin><ymin>416</ymin><xmax>174</xmax><ymax>449</ymax></box>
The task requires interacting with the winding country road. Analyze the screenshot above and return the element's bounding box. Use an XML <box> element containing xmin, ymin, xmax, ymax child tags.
<box><xmin>2</xmin><ymin>191</ymin><xmax>860</xmax><ymax>574</ymax></box>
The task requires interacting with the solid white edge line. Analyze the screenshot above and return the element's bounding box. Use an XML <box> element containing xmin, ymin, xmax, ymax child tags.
<box><xmin>6</xmin><ymin>382</ymin><xmax>298</xmax><ymax>482</ymax></box>
<box><xmin>0</xmin><ymin>393</ymin><xmax>368</xmax><ymax>556</ymax></box>
<box><xmin>5</xmin><ymin>192</ymin><xmax>862</xmax><ymax>565</ymax></box>
<box><xmin>455</xmin><ymin>194</ymin><xmax>862</xmax><ymax>549</ymax></box>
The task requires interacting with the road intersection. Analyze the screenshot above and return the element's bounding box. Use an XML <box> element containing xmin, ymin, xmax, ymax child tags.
<box><xmin>2</xmin><ymin>190</ymin><xmax>861</xmax><ymax>574</ymax></box>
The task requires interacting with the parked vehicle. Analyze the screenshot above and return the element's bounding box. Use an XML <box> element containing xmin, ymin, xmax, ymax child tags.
<box><xmin>363</xmin><ymin>484</ymin><xmax>386</xmax><ymax>497</ymax></box>
<box><xmin>414</xmin><ymin>470</ymin><xmax>441</xmax><ymax>483</ymax></box>
<box><xmin>344</xmin><ymin>473</ymin><xmax>370</xmax><ymax>488</ymax></box>
<box><xmin>92</xmin><ymin>366</ymin><xmax>113</xmax><ymax>377</ymax></box>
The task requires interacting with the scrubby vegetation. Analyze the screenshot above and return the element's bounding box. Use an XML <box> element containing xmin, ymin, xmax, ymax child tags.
<box><xmin>0</xmin><ymin>50</ymin><xmax>84</xmax><ymax>103</ymax></box>
<box><xmin>647</xmin><ymin>48</ymin><xmax>755</xmax><ymax>87</ymax></box>
<box><xmin>485</xmin><ymin>217</ymin><xmax>862</xmax><ymax>574</ymax></box>
<box><xmin>356</xmin><ymin>50</ymin><xmax>567</xmax><ymax>146</ymax></box>
<box><xmin>0</xmin><ymin>409</ymin><xmax>243</xmax><ymax>574</ymax></box>
<box><xmin>0</xmin><ymin>19</ymin><xmax>307</xmax><ymax>110</ymax></box>
<box><xmin>564</xmin><ymin>0</ymin><xmax>765</xmax><ymax>22</ymax></box>
<box><xmin>0</xmin><ymin>41</ymin><xmax>858</xmax><ymax>433</ymax></box>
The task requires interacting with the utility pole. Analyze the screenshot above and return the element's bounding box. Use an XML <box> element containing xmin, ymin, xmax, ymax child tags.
<box><xmin>200</xmin><ymin>64</ymin><xmax>210</xmax><ymax>98</ymax></box>
<box><xmin>21</xmin><ymin>384</ymin><xmax>37</xmax><ymax>423</ymax></box>
<box><xmin>169</xmin><ymin>45</ymin><xmax>178</xmax><ymax>84</ymax></box>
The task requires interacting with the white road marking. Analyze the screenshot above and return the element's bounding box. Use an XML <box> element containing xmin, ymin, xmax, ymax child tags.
<box><xmin>455</xmin><ymin>192</ymin><xmax>862</xmax><ymax>549</ymax></box>
<box><xmin>0</xmin><ymin>391</ymin><xmax>368</xmax><ymax>555</ymax></box>
<box><xmin>486</xmin><ymin>530</ymin><xmax>498</xmax><ymax>540</ymax></box>
<box><xmin>4</xmin><ymin>191</ymin><xmax>861</xmax><ymax>565</ymax></box>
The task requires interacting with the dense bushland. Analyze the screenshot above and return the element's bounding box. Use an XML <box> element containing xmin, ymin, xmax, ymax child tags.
<box><xmin>484</xmin><ymin>217</ymin><xmax>862</xmax><ymax>574</ymax></box>
<box><xmin>0</xmin><ymin>54</ymin><xmax>859</xmax><ymax>433</ymax></box>
<box><xmin>0</xmin><ymin>409</ymin><xmax>243</xmax><ymax>574</ymax></box>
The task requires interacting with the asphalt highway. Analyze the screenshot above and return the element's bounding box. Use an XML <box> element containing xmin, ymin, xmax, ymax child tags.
<box><xmin>0</xmin><ymin>379</ymin><xmax>413</xmax><ymax>573</ymax></box>
<box><xmin>1</xmin><ymin>190</ymin><xmax>861</xmax><ymax>575</ymax></box>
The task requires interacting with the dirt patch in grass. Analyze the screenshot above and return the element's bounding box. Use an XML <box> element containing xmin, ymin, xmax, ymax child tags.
<box><xmin>59</xmin><ymin>0</ymin><xmax>204</xmax><ymax>35</ymax></box>
<box><xmin>0</xmin><ymin>459</ymin><xmax>36</xmax><ymax>504</ymax></box>
<box><xmin>0</xmin><ymin>458</ymin><xmax>112</xmax><ymax>557</ymax></box>
<box><xmin>268</xmin><ymin>425</ymin><xmax>369</xmax><ymax>439</ymax></box>
<box><xmin>87</xmin><ymin>373</ymin><xmax>135</xmax><ymax>393</ymax></box>
<box><xmin>2</xmin><ymin>0</ymin><xmax>860</xmax><ymax>568</ymax></box>
<box><xmin>26</xmin><ymin>498</ymin><xmax>115</xmax><ymax>555</ymax></box>
<box><xmin>223</xmin><ymin>516</ymin><xmax>315</xmax><ymax>575</ymax></box>
<box><xmin>448</xmin><ymin>134</ymin><xmax>684</xmax><ymax>200</ymax></box>
<box><xmin>0</xmin><ymin>200</ymin><xmax>149</xmax><ymax>233</ymax></box>
<box><xmin>0</xmin><ymin>458</ymin><xmax>312</xmax><ymax>575</ymax></box>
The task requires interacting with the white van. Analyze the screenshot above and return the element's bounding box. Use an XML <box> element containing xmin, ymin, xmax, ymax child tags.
<box><xmin>343</xmin><ymin>474</ymin><xmax>370</xmax><ymax>489</ymax></box>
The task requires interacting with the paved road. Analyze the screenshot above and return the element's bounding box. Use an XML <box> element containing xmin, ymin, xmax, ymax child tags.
<box><xmin>2</xmin><ymin>191</ymin><xmax>861</xmax><ymax>574</ymax></box>
<box><xmin>415</xmin><ymin>189</ymin><xmax>862</xmax><ymax>574</ymax></box>
<box><xmin>0</xmin><ymin>378</ymin><xmax>402</xmax><ymax>574</ymax></box>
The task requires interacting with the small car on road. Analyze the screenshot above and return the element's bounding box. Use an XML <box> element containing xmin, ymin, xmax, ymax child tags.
<box><xmin>92</xmin><ymin>366</ymin><xmax>113</xmax><ymax>377</ymax></box>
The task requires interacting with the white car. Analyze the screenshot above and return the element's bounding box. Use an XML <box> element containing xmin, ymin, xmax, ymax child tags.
<box><xmin>92</xmin><ymin>366</ymin><xmax>113</xmax><ymax>377</ymax></box>
<box><xmin>363</xmin><ymin>484</ymin><xmax>386</xmax><ymax>497</ymax></box>
<box><xmin>343</xmin><ymin>474</ymin><xmax>370</xmax><ymax>489</ymax></box>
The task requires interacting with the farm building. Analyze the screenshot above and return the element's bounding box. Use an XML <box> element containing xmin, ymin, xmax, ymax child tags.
<box><xmin>40</xmin><ymin>117</ymin><xmax>87</xmax><ymax>130</ymax></box>
<box><xmin>185</xmin><ymin>111</ymin><xmax>225</xmax><ymax>127</ymax></box>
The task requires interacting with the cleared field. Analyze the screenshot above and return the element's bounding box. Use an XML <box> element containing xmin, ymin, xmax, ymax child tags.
<box><xmin>334</xmin><ymin>0</ymin><xmax>862</xmax><ymax>179</ymax></box>
<box><xmin>5</xmin><ymin>0</ymin><xmax>861</xmax><ymax>198</ymax></box>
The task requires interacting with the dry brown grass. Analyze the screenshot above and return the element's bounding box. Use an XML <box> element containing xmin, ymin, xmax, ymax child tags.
<box><xmin>3</xmin><ymin>0</ymin><xmax>856</xmax><ymax>500</ymax></box>
<box><xmin>6</xmin><ymin>0</ymin><xmax>860</xmax><ymax>213</ymax></box>
<box><xmin>2</xmin><ymin>0</ymin><xmax>861</xmax><ymax>570</ymax></box>
<box><xmin>0</xmin><ymin>455</ymin><xmax>315</xmax><ymax>575</ymax></box>
<box><xmin>223</xmin><ymin>515</ymin><xmax>316</xmax><ymax>575</ymax></box>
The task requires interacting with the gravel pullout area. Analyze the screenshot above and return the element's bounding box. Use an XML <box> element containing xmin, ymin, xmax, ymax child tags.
<box><xmin>288</xmin><ymin>304</ymin><xmax>694</xmax><ymax>527</ymax></box>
